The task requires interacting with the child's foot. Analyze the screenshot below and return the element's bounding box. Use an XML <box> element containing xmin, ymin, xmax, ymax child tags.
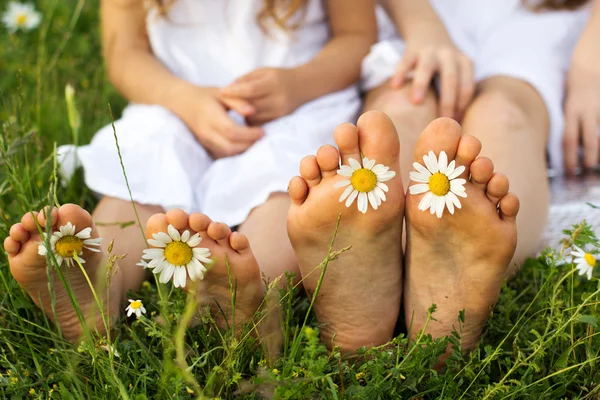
<box><xmin>404</xmin><ymin>118</ymin><xmax>520</xmax><ymax>353</ymax></box>
<box><xmin>4</xmin><ymin>204</ymin><xmax>120</xmax><ymax>342</ymax></box>
<box><xmin>145</xmin><ymin>209</ymin><xmax>264</xmax><ymax>329</ymax></box>
<box><xmin>287</xmin><ymin>111</ymin><xmax>404</xmax><ymax>351</ymax></box>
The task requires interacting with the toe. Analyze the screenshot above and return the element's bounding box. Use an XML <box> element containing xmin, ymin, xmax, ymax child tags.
<box><xmin>9</xmin><ymin>223</ymin><xmax>30</xmax><ymax>243</ymax></box>
<box><xmin>469</xmin><ymin>157</ymin><xmax>494</xmax><ymax>192</ymax></box>
<box><xmin>499</xmin><ymin>192</ymin><xmax>520</xmax><ymax>222</ymax></box>
<box><xmin>334</xmin><ymin>122</ymin><xmax>361</xmax><ymax>165</ymax></box>
<box><xmin>316</xmin><ymin>145</ymin><xmax>340</xmax><ymax>178</ymax></box>
<box><xmin>21</xmin><ymin>211</ymin><xmax>38</xmax><ymax>232</ymax></box>
<box><xmin>146</xmin><ymin>213</ymin><xmax>169</xmax><ymax>238</ymax></box>
<box><xmin>189</xmin><ymin>213</ymin><xmax>212</xmax><ymax>235</ymax></box>
<box><xmin>299</xmin><ymin>155</ymin><xmax>321</xmax><ymax>188</ymax></box>
<box><xmin>288</xmin><ymin>176</ymin><xmax>309</xmax><ymax>206</ymax></box>
<box><xmin>207</xmin><ymin>222</ymin><xmax>232</xmax><ymax>248</ymax></box>
<box><xmin>414</xmin><ymin>118</ymin><xmax>462</xmax><ymax>164</ymax></box>
<box><xmin>36</xmin><ymin>206</ymin><xmax>58</xmax><ymax>230</ymax></box>
<box><xmin>165</xmin><ymin>209</ymin><xmax>190</xmax><ymax>230</ymax></box>
<box><xmin>55</xmin><ymin>204</ymin><xmax>94</xmax><ymax>232</ymax></box>
<box><xmin>4</xmin><ymin>236</ymin><xmax>20</xmax><ymax>255</ymax></box>
<box><xmin>230</xmin><ymin>232</ymin><xmax>251</xmax><ymax>255</ymax></box>
<box><xmin>356</xmin><ymin>111</ymin><xmax>400</xmax><ymax>169</ymax></box>
<box><xmin>486</xmin><ymin>173</ymin><xmax>510</xmax><ymax>206</ymax></box>
<box><xmin>455</xmin><ymin>135</ymin><xmax>482</xmax><ymax>178</ymax></box>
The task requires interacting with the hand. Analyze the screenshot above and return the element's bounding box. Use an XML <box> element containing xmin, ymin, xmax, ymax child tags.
<box><xmin>391</xmin><ymin>31</ymin><xmax>474</xmax><ymax>119</ymax></box>
<box><xmin>220</xmin><ymin>67</ymin><xmax>301</xmax><ymax>126</ymax></box>
<box><xmin>563</xmin><ymin>55</ymin><xmax>600</xmax><ymax>174</ymax></box>
<box><xmin>172</xmin><ymin>84</ymin><xmax>264</xmax><ymax>159</ymax></box>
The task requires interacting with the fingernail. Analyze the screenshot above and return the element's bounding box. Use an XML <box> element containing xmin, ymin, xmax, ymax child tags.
<box><xmin>412</xmin><ymin>90</ymin><xmax>424</xmax><ymax>103</ymax></box>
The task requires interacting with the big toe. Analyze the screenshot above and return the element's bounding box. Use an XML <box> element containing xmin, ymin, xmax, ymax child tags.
<box><xmin>355</xmin><ymin>110</ymin><xmax>400</xmax><ymax>169</ymax></box>
<box><xmin>49</xmin><ymin>204</ymin><xmax>95</xmax><ymax>234</ymax></box>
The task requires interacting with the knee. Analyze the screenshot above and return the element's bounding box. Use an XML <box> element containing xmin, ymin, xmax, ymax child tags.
<box><xmin>466</xmin><ymin>90</ymin><xmax>532</xmax><ymax>132</ymax></box>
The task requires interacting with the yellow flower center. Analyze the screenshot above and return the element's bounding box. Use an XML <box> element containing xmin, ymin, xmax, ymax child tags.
<box><xmin>584</xmin><ymin>253</ymin><xmax>596</xmax><ymax>268</ymax></box>
<box><xmin>129</xmin><ymin>300</ymin><xmax>143</xmax><ymax>310</ymax></box>
<box><xmin>428</xmin><ymin>172</ymin><xmax>450</xmax><ymax>196</ymax></box>
<box><xmin>55</xmin><ymin>236</ymin><xmax>83</xmax><ymax>258</ymax></box>
<box><xmin>350</xmin><ymin>168</ymin><xmax>377</xmax><ymax>193</ymax></box>
<box><xmin>164</xmin><ymin>241</ymin><xmax>193</xmax><ymax>266</ymax></box>
<box><xmin>16</xmin><ymin>14</ymin><xmax>27</xmax><ymax>26</ymax></box>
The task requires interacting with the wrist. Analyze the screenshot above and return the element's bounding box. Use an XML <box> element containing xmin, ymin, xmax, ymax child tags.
<box><xmin>160</xmin><ymin>79</ymin><xmax>198</xmax><ymax>116</ymax></box>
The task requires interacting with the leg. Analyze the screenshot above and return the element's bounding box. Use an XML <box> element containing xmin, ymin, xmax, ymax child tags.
<box><xmin>363</xmin><ymin>80</ymin><xmax>438</xmax><ymax>188</ymax></box>
<box><xmin>237</xmin><ymin>193</ymin><xmax>297</xmax><ymax>284</ymax></box>
<box><xmin>92</xmin><ymin>196</ymin><xmax>163</xmax><ymax>294</ymax></box>
<box><xmin>461</xmin><ymin>76</ymin><xmax>550</xmax><ymax>269</ymax></box>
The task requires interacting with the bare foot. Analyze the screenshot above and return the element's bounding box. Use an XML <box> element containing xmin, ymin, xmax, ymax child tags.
<box><xmin>3</xmin><ymin>204</ymin><xmax>122</xmax><ymax>342</ymax></box>
<box><xmin>145</xmin><ymin>209</ymin><xmax>264</xmax><ymax>329</ymax></box>
<box><xmin>404</xmin><ymin>118</ymin><xmax>520</xmax><ymax>354</ymax></box>
<box><xmin>287</xmin><ymin>111</ymin><xmax>404</xmax><ymax>351</ymax></box>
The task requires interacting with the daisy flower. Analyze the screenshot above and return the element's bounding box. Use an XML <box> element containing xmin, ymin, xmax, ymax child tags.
<box><xmin>571</xmin><ymin>245</ymin><xmax>596</xmax><ymax>280</ymax></box>
<box><xmin>2</xmin><ymin>2</ymin><xmax>41</xmax><ymax>33</ymax></box>
<box><xmin>335</xmin><ymin>157</ymin><xmax>396</xmax><ymax>213</ymax></box>
<box><xmin>408</xmin><ymin>150</ymin><xmax>467</xmax><ymax>218</ymax></box>
<box><xmin>37</xmin><ymin>222</ymin><xmax>102</xmax><ymax>268</ymax></box>
<box><xmin>142</xmin><ymin>225</ymin><xmax>212</xmax><ymax>288</ymax></box>
<box><xmin>125</xmin><ymin>299</ymin><xmax>146</xmax><ymax>318</ymax></box>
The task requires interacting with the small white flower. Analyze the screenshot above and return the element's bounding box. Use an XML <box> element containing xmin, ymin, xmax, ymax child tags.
<box><xmin>141</xmin><ymin>225</ymin><xmax>212</xmax><ymax>288</ymax></box>
<box><xmin>125</xmin><ymin>299</ymin><xmax>146</xmax><ymax>318</ymax></box>
<box><xmin>2</xmin><ymin>2</ymin><xmax>41</xmax><ymax>33</ymax></box>
<box><xmin>335</xmin><ymin>157</ymin><xmax>396</xmax><ymax>213</ymax></box>
<box><xmin>37</xmin><ymin>222</ymin><xmax>102</xmax><ymax>268</ymax></box>
<box><xmin>408</xmin><ymin>150</ymin><xmax>467</xmax><ymax>218</ymax></box>
<box><xmin>571</xmin><ymin>245</ymin><xmax>596</xmax><ymax>280</ymax></box>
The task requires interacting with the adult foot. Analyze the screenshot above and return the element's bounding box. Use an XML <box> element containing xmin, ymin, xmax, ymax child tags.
<box><xmin>404</xmin><ymin>118</ymin><xmax>520</xmax><ymax>354</ymax></box>
<box><xmin>4</xmin><ymin>204</ymin><xmax>121</xmax><ymax>342</ymax></box>
<box><xmin>145</xmin><ymin>209</ymin><xmax>264</xmax><ymax>329</ymax></box>
<box><xmin>287</xmin><ymin>111</ymin><xmax>404</xmax><ymax>351</ymax></box>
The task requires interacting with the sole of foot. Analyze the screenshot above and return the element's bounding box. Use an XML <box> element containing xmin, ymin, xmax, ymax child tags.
<box><xmin>287</xmin><ymin>110</ymin><xmax>404</xmax><ymax>351</ymax></box>
<box><xmin>4</xmin><ymin>203</ymin><xmax>120</xmax><ymax>342</ymax></box>
<box><xmin>145</xmin><ymin>209</ymin><xmax>264</xmax><ymax>330</ymax></box>
<box><xmin>404</xmin><ymin>118</ymin><xmax>519</xmax><ymax>356</ymax></box>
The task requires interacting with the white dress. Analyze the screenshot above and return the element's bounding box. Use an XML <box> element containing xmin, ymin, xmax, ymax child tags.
<box><xmin>59</xmin><ymin>0</ymin><xmax>360</xmax><ymax>226</ymax></box>
<box><xmin>362</xmin><ymin>0</ymin><xmax>592</xmax><ymax>170</ymax></box>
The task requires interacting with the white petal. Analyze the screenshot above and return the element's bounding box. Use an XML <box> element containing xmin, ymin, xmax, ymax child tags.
<box><xmin>413</xmin><ymin>162</ymin><xmax>431</xmax><ymax>177</ymax></box>
<box><xmin>337</xmin><ymin>165</ymin><xmax>354</xmax><ymax>177</ymax></box>
<box><xmin>38</xmin><ymin>244</ymin><xmax>47</xmax><ymax>256</ymax></box>
<box><xmin>349</xmin><ymin>158</ymin><xmax>362</xmax><ymax>170</ymax></box>
<box><xmin>186</xmin><ymin>233</ymin><xmax>201</xmax><ymax>248</ymax></box>
<box><xmin>137</xmin><ymin>260</ymin><xmax>149</xmax><ymax>269</ymax></box>
<box><xmin>450</xmin><ymin>180</ymin><xmax>466</xmax><ymax>193</ymax></box>
<box><xmin>154</xmin><ymin>232</ymin><xmax>172</xmax><ymax>244</ymax></box>
<box><xmin>147</xmin><ymin>239</ymin><xmax>167</xmax><ymax>248</ymax></box>
<box><xmin>75</xmin><ymin>227</ymin><xmax>92</xmax><ymax>239</ymax></box>
<box><xmin>374</xmin><ymin>186</ymin><xmax>386</xmax><ymax>203</ymax></box>
<box><xmin>447</xmin><ymin>165</ymin><xmax>465</xmax><ymax>180</ymax></box>
<box><xmin>438</xmin><ymin>151</ymin><xmax>448</xmax><ymax>174</ymax></box>
<box><xmin>167</xmin><ymin>225</ymin><xmax>180</xmax><ymax>241</ymax></box>
<box><xmin>55</xmin><ymin>255</ymin><xmax>64</xmax><ymax>267</ymax></box>
<box><xmin>368</xmin><ymin>191</ymin><xmax>378</xmax><ymax>210</ymax></box>
<box><xmin>83</xmin><ymin>237</ymin><xmax>102</xmax><ymax>246</ymax></box>
<box><xmin>153</xmin><ymin>260</ymin><xmax>168</xmax><ymax>274</ymax></box>
<box><xmin>436</xmin><ymin>197</ymin><xmax>445</xmax><ymax>218</ymax></box>
<box><xmin>193</xmin><ymin>247</ymin><xmax>211</xmax><ymax>258</ymax></box>
<box><xmin>378</xmin><ymin>171</ymin><xmax>396</xmax><ymax>182</ymax></box>
<box><xmin>424</xmin><ymin>151</ymin><xmax>438</xmax><ymax>173</ymax></box>
<box><xmin>445</xmin><ymin>195</ymin><xmax>455</xmax><ymax>214</ymax></box>
<box><xmin>376</xmin><ymin>182</ymin><xmax>389</xmax><ymax>192</ymax></box>
<box><xmin>372</xmin><ymin>164</ymin><xmax>389</xmax><ymax>175</ymax></box>
<box><xmin>83</xmin><ymin>245</ymin><xmax>101</xmax><ymax>253</ymax></box>
<box><xmin>453</xmin><ymin>189</ymin><xmax>467</xmax><ymax>198</ymax></box>
<box><xmin>418</xmin><ymin>192</ymin><xmax>434</xmax><ymax>211</ymax></box>
<box><xmin>142</xmin><ymin>248</ymin><xmax>165</xmax><ymax>259</ymax></box>
<box><xmin>180</xmin><ymin>230</ymin><xmax>190</xmax><ymax>243</ymax></box>
<box><xmin>187</xmin><ymin>259</ymin><xmax>199</xmax><ymax>281</ymax></box>
<box><xmin>140</xmin><ymin>306</ymin><xmax>146</xmax><ymax>314</ymax></box>
<box><xmin>334</xmin><ymin>180</ymin><xmax>351</xmax><ymax>188</ymax></box>
<box><xmin>159</xmin><ymin>264</ymin><xmax>175</xmax><ymax>283</ymax></box>
<box><xmin>61</xmin><ymin>222</ymin><xmax>75</xmax><ymax>236</ymax></box>
<box><xmin>446</xmin><ymin>191</ymin><xmax>462</xmax><ymax>210</ymax></box>
<box><xmin>409</xmin><ymin>171</ymin><xmax>430</xmax><ymax>183</ymax></box>
<box><xmin>358</xmin><ymin>192</ymin><xmax>368</xmax><ymax>214</ymax></box>
<box><xmin>127</xmin><ymin>308</ymin><xmax>133</xmax><ymax>317</ymax></box>
<box><xmin>409</xmin><ymin>184</ymin><xmax>429</xmax><ymax>195</ymax></box>
<box><xmin>345</xmin><ymin>189</ymin><xmax>359</xmax><ymax>208</ymax></box>
<box><xmin>338</xmin><ymin>184</ymin><xmax>354</xmax><ymax>202</ymax></box>
<box><xmin>445</xmin><ymin>160</ymin><xmax>456</xmax><ymax>177</ymax></box>
<box><xmin>174</xmin><ymin>267</ymin><xmax>187</xmax><ymax>288</ymax></box>
<box><xmin>587</xmin><ymin>268</ymin><xmax>593</xmax><ymax>280</ymax></box>
<box><xmin>364</xmin><ymin>158</ymin><xmax>376</xmax><ymax>170</ymax></box>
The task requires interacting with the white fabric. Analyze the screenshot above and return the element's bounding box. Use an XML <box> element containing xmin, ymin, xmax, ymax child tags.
<box><xmin>362</xmin><ymin>0</ymin><xmax>592</xmax><ymax>170</ymax></box>
<box><xmin>59</xmin><ymin>0</ymin><xmax>360</xmax><ymax>226</ymax></box>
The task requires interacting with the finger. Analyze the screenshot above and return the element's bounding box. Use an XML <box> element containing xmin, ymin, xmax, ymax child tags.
<box><xmin>438</xmin><ymin>52</ymin><xmax>459</xmax><ymax>118</ymax></box>
<box><xmin>221</xmin><ymin>120</ymin><xmax>265</xmax><ymax>143</ymax></box>
<box><xmin>221</xmin><ymin>76</ymin><xmax>269</xmax><ymax>99</ymax></box>
<box><xmin>219</xmin><ymin>95</ymin><xmax>256</xmax><ymax>116</ymax></box>
<box><xmin>456</xmin><ymin>56</ymin><xmax>475</xmax><ymax>116</ymax></box>
<box><xmin>205</xmin><ymin>129</ymin><xmax>253</xmax><ymax>157</ymax></box>
<box><xmin>562</xmin><ymin>106</ymin><xmax>580</xmax><ymax>174</ymax></box>
<box><xmin>411</xmin><ymin>52</ymin><xmax>437</xmax><ymax>104</ymax></box>
<box><xmin>391</xmin><ymin>52</ymin><xmax>418</xmax><ymax>88</ymax></box>
<box><xmin>582</xmin><ymin>112</ymin><xmax>599</xmax><ymax>169</ymax></box>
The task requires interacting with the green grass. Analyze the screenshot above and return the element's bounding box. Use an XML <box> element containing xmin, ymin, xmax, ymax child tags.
<box><xmin>1</xmin><ymin>1</ymin><xmax>600</xmax><ymax>398</ymax></box>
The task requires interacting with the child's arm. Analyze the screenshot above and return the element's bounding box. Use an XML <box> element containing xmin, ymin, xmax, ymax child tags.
<box><xmin>381</xmin><ymin>0</ymin><xmax>474</xmax><ymax>119</ymax></box>
<box><xmin>563</xmin><ymin>0</ymin><xmax>600</xmax><ymax>173</ymax></box>
<box><xmin>101</xmin><ymin>0</ymin><xmax>263</xmax><ymax>158</ymax></box>
<box><xmin>221</xmin><ymin>0</ymin><xmax>377</xmax><ymax>125</ymax></box>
